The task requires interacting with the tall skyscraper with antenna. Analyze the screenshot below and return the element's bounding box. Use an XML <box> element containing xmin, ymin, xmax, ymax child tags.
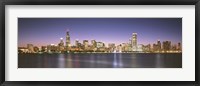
<box><xmin>66</xmin><ymin>30</ymin><xmax>71</xmax><ymax>51</ymax></box>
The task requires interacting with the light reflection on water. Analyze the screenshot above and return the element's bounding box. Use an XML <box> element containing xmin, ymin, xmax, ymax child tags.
<box><xmin>18</xmin><ymin>53</ymin><xmax>182</xmax><ymax>68</ymax></box>
<box><xmin>58</xmin><ymin>54</ymin><xmax>65</xmax><ymax>68</ymax></box>
<box><xmin>156</xmin><ymin>54</ymin><xmax>164</xmax><ymax>68</ymax></box>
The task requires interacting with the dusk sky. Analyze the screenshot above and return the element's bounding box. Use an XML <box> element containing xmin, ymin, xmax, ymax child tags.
<box><xmin>18</xmin><ymin>18</ymin><xmax>182</xmax><ymax>47</ymax></box>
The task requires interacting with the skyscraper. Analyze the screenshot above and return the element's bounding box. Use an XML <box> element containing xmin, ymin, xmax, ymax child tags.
<box><xmin>177</xmin><ymin>42</ymin><xmax>181</xmax><ymax>52</ymax></box>
<box><xmin>66</xmin><ymin>31</ymin><xmax>71</xmax><ymax>51</ymax></box>
<box><xmin>91</xmin><ymin>40</ymin><xmax>97</xmax><ymax>49</ymax></box>
<box><xmin>162</xmin><ymin>41</ymin><xmax>171</xmax><ymax>51</ymax></box>
<box><xmin>83</xmin><ymin>40</ymin><xmax>89</xmax><ymax>50</ymax></box>
<box><xmin>58</xmin><ymin>38</ymin><xmax>65</xmax><ymax>52</ymax></box>
<box><xmin>157</xmin><ymin>40</ymin><xmax>161</xmax><ymax>51</ymax></box>
<box><xmin>108</xmin><ymin>43</ymin><xmax>115</xmax><ymax>52</ymax></box>
<box><xmin>132</xmin><ymin>33</ymin><xmax>137</xmax><ymax>51</ymax></box>
<box><xmin>75</xmin><ymin>39</ymin><xmax>79</xmax><ymax>47</ymax></box>
<box><xmin>27</xmin><ymin>44</ymin><xmax>34</xmax><ymax>53</ymax></box>
<box><xmin>97</xmin><ymin>42</ymin><xmax>104</xmax><ymax>48</ymax></box>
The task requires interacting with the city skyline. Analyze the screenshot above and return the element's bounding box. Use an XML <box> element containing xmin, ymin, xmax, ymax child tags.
<box><xmin>18</xmin><ymin>18</ymin><xmax>182</xmax><ymax>47</ymax></box>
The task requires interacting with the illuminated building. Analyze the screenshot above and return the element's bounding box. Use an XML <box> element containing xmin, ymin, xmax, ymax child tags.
<box><xmin>58</xmin><ymin>38</ymin><xmax>65</xmax><ymax>52</ymax></box>
<box><xmin>20</xmin><ymin>30</ymin><xmax>182</xmax><ymax>54</ymax></box>
<box><xmin>116</xmin><ymin>44</ymin><xmax>122</xmax><ymax>52</ymax></box>
<box><xmin>137</xmin><ymin>44</ymin><xmax>143</xmax><ymax>52</ymax></box>
<box><xmin>75</xmin><ymin>39</ymin><xmax>79</xmax><ymax>47</ymax></box>
<box><xmin>108</xmin><ymin>43</ymin><xmax>115</xmax><ymax>52</ymax></box>
<box><xmin>78</xmin><ymin>43</ymin><xmax>82</xmax><ymax>48</ymax></box>
<box><xmin>18</xmin><ymin>47</ymin><xmax>28</xmax><ymax>53</ymax></box>
<box><xmin>132</xmin><ymin>33</ymin><xmax>137</xmax><ymax>51</ymax></box>
<box><xmin>41</xmin><ymin>46</ymin><xmax>47</xmax><ymax>52</ymax></box>
<box><xmin>33</xmin><ymin>46</ymin><xmax>39</xmax><ymax>53</ymax></box>
<box><xmin>129</xmin><ymin>38</ymin><xmax>132</xmax><ymax>45</ymax></box>
<box><xmin>97</xmin><ymin>42</ymin><xmax>104</xmax><ymax>48</ymax></box>
<box><xmin>157</xmin><ymin>40</ymin><xmax>161</xmax><ymax>51</ymax></box>
<box><xmin>27</xmin><ymin>44</ymin><xmax>34</xmax><ymax>53</ymax></box>
<box><xmin>66</xmin><ymin>31</ymin><xmax>71</xmax><ymax>51</ymax></box>
<box><xmin>122</xmin><ymin>43</ymin><xmax>126</xmax><ymax>51</ymax></box>
<box><xmin>162</xmin><ymin>41</ymin><xmax>171</xmax><ymax>51</ymax></box>
<box><xmin>128</xmin><ymin>38</ymin><xmax>132</xmax><ymax>51</ymax></box>
<box><xmin>91</xmin><ymin>40</ymin><xmax>97</xmax><ymax>49</ymax></box>
<box><xmin>153</xmin><ymin>44</ymin><xmax>158</xmax><ymax>51</ymax></box>
<box><xmin>83</xmin><ymin>40</ymin><xmax>89</xmax><ymax>50</ymax></box>
<box><xmin>47</xmin><ymin>44</ymin><xmax>58</xmax><ymax>53</ymax></box>
<box><xmin>177</xmin><ymin>42</ymin><xmax>181</xmax><ymax>51</ymax></box>
<box><xmin>171</xmin><ymin>44</ymin><xmax>177</xmax><ymax>51</ymax></box>
<box><xmin>143</xmin><ymin>44</ymin><xmax>151</xmax><ymax>52</ymax></box>
<box><xmin>122</xmin><ymin>43</ymin><xmax>129</xmax><ymax>52</ymax></box>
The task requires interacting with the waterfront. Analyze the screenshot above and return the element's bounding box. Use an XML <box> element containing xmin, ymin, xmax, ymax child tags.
<box><xmin>18</xmin><ymin>53</ymin><xmax>182</xmax><ymax>68</ymax></box>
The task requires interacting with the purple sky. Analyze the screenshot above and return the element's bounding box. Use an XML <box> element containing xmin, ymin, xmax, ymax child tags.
<box><xmin>18</xmin><ymin>18</ymin><xmax>182</xmax><ymax>47</ymax></box>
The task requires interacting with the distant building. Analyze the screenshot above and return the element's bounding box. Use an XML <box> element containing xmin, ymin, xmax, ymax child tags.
<box><xmin>171</xmin><ymin>44</ymin><xmax>177</xmax><ymax>51</ymax></box>
<box><xmin>58</xmin><ymin>38</ymin><xmax>65</xmax><ymax>52</ymax></box>
<box><xmin>157</xmin><ymin>40</ymin><xmax>161</xmax><ymax>51</ymax></box>
<box><xmin>75</xmin><ymin>39</ymin><xmax>79</xmax><ymax>47</ymax></box>
<box><xmin>34</xmin><ymin>46</ymin><xmax>39</xmax><ymax>53</ymax></box>
<box><xmin>153</xmin><ymin>43</ymin><xmax>158</xmax><ymax>52</ymax></box>
<box><xmin>66</xmin><ymin>31</ymin><xmax>71</xmax><ymax>51</ymax></box>
<box><xmin>143</xmin><ymin>44</ymin><xmax>151</xmax><ymax>52</ymax></box>
<box><xmin>108</xmin><ymin>43</ymin><xmax>115</xmax><ymax>52</ymax></box>
<box><xmin>47</xmin><ymin>44</ymin><xmax>58</xmax><ymax>53</ymax></box>
<box><xmin>128</xmin><ymin>38</ymin><xmax>132</xmax><ymax>51</ymax></box>
<box><xmin>137</xmin><ymin>44</ymin><xmax>143</xmax><ymax>52</ymax></box>
<box><xmin>83</xmin><ymin>40</ymin><xmax>89</xmax><ymax>50</ymax></box>
<box><xmin>177</xmin><ymin>42</ymin><xmax>182</xmax><ymax>51</ymax></box>
<box><xmin>162</xmin><ymin>41</ymin><xmax>171</xmax><ymax>51</ymax></box>
<box><xmin>27</xmin><ymin>44</ymin><xmax>34</xmax><ymax>53</ymax></box>
<box><xmin>91</xmin><ymin>40</ymin><xmax>97</xmax><ymax>49</ymax></box>
<box><xmin>97</xmin><ymin>42</ymin><xmax>104</xmax><ymax>48</ymax></box>
<box><xmin>18</xmin><ymin>47</ymin><xmax>28</xmax><ymax>53</ymax></box>
<box><xmin>41</xmin><ymin>46</ymin><xmax>47</xmax><ymax>52</ymax></box>
<box><xmin>122</xmin><ymin>43</ymin><xmax>129</xmax><ymax>52</ymax></box>
<box><xmin>116</xmin><ymin>44</ymin><xmax>122</xmax><ymax>52</ymax></box>
<box><xmin>132</xmin><ymin>33</ymin><xmax>137</xmax><ymax>51</ymax></box>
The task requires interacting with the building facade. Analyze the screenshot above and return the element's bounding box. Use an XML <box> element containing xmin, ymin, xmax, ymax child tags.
<box><xmin>132</xmin><ymin>33</ymin><xmax>137</xmax><ymax>51</ymax></box>
<box><xmin>66</xmin><ymin>31</ymin><xmax>71</xmax><ymax>51</ymax></box>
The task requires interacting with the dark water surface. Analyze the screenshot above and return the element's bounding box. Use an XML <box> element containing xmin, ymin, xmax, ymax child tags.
<box><xmin>18</xmin><ymin>53</ymin><xmax>182</xmax><ymax>68</ymax></box>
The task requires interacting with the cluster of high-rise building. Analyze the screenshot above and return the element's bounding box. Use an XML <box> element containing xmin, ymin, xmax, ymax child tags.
<box><xmin>18</xmin><ymin>31</ymin><xmax>182</xmax><ymax>53</ymax></box>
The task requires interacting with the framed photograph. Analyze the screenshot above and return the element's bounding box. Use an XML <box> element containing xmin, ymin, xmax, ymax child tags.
<box><xmin>0</xmin><ymin>0</ymin><xmax>199</xmax><ymax>86</ymax></box>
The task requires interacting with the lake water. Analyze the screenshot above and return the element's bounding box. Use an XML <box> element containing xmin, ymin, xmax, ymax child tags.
<box><xmin>18</xmin><ymin>53</ymin><xmax>182</xmax><ymax>68</ymax></box>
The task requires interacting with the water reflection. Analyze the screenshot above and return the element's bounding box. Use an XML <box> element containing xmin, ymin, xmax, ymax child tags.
<box><xmin>118</xmin><ymin>53</ymin><xmax>123</xmax><ymax>67</ymax></box>
<box><xmin>18</xmin><ymin>53</ymin><xmax>182</xmax><ymax>68</ymax></box>
<box><xmin>89</xmin><ymin>54</ymin><xmax>95</xmax><ymax>68</ymax></box>
<box><xmin>58</xmin><ymin>54</ymin><xmax>65</xmax><ymax>68</ymax></box>
<box><xmin>113</xmin><ymin>53</ymin><xmax>118</xmax><ymax>68</ymax></box>
<box><xmin>66</xmin><ymin>54</ymin><xmax>72</xmax><ymax>68</ymax></box>
<box><xmin>155</xmin><ymin>54</ymin><xmax>164</xmax><ymax>68</ymax></box>
<box><xmin>74</xmin><ymin>54</ymin><xmax>80</xmax><ymax>68</ymax></box>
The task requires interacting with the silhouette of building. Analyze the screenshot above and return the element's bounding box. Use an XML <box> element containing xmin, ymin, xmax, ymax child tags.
<box><xmin>58</xmin><ymin>38</ymin><xmax>65</xmax><ymax>52</ymax></box>
<box><xmin>66</xmin><ymin>31</ymin><xmax>71</xmax><ymax>51</ymax></box>
<box><xmin>157</xmin><ymin>40</ymin><xmax>161</xmax><ymax>51</ymax></box>
<box><xmin>162</xmin><ymin>41</ymin><xmax>171</xmax><ymax>51</ymax></box>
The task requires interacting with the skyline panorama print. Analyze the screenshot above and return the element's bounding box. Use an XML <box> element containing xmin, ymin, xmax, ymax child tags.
<box><xmin>18</xmin><ymin>18</ymin><xmax>182</xmax><ymax>68</ymax></box>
